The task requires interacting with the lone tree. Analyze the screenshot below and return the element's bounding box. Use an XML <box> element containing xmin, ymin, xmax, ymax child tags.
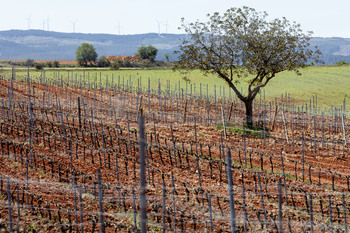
<box><xmin>136</xmin><ymin>45</ymin><xmax>158</xmax><ymax>62</ymax></box>
<box><xmin>175</xmin><ymin>6</ymin><xmax>320</xmax><ymax>127</ymax></box>
<box><xmin>75</xmin><ymin>43</ymin><xmax>98</xmax><ymax>66</ymax></box>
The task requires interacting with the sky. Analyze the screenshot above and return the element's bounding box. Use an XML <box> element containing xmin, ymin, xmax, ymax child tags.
<box><xmin>1</xmin><ymin>0</ymin><xmax>349</xmax><ymax>37</ymax></box>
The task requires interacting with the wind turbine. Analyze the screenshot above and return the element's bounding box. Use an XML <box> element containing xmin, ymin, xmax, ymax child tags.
<box><xmin>42</xmin><ymin>18</ymin><xmax>46</xmax><ymax>30</ymax></box>
<box><xmin>164</xmin><ymin>20</ymin><xmax>168</xmax><ymax>34</ymax></box>
<box><xmin>46</xmin><ymin>16</ymin><xmax>50</xmax><ymax>31</ymax></box>
<box><xmin>71</xmin><ymin>20</ymin><xmax>78</xmax><ymax>33</ymax></box>
<box><xmin>156</xmin><ymin>20</ymin><xmax>162</xmax><ymax>36</ymax></box>
<box><xmin>25</xmin><ymin>16</ymin><xmax>31</xmax><ymax>30</ymax></box>
<box><xmin>115</xmin><ymin>22</ymin><xmax>121</xmax><ymax>35</ymax></box>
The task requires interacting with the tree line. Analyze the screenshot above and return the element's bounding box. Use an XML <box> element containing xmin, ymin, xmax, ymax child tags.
<box><xmin>75</xmin><ymin>43</ymin><xmax>160</xmax><ymax>69</ymax></box>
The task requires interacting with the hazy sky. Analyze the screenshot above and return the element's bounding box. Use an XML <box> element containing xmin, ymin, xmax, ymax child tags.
<box><xmin>1</xmin><ymin>0</ymin><xmax>349</xmax><ymax>37</ymax></box>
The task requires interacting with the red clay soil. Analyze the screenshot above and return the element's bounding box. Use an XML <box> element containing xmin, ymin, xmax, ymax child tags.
<box><xmin>0</xmin><ymin>78</ymin><xmax>349</xmax><ymax>232</ymax></box>
<box><xmin>107</xmin><ymin>56</ymin><xmax>147</xmax><ymax>62</ymax></box>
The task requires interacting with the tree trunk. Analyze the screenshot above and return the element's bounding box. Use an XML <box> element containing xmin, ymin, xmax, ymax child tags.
<box><xmin>244</xmin><ymin>100</ymin><xmax>253</xmax><ymax>128</ymax></box>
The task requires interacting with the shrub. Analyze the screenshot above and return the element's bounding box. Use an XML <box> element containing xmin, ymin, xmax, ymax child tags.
<box><xmin>165</xmin><ymin>53</ymin><xmax>170</xmax><ymax>62</ymax></box>
<box><xmin>135</xmin><ymin>45</ymin><xmax>158</xmax><ymax>62</ymax></box>
<box><xmin>8</xmin><ymin>61</ymin><xmax>19</xmax><ymax>66</ymax></box>
<box><xmin>34</xmin><ymin>63</ymin><xmax>44</xmax><ymax>70</ymax></box>
<box><xmin>46</xmin><ymin>61</ymin><xmax>53</xmax><ymax>68</ymax></box>
<box><xmin>26</xmin><ymin>59</ymin><xmax>35</xmax><ymax>67</ymax></box>
<box><xmin>53</xmin><ymin>60</ymin><xmax>60</xmax><ymax>68</ymax></box>
<box><xmin>96</xmin><ymin>56</ymin><xmax>111</xmax><ymax>67</ymax></box>
<box><xmin>335</xmin><ymin>60</ymin><xmax>349</xmax><ymax>66</ymax></box>
<box><xmin>122</xmin><ymin>60</ymin><xmax>132</xmax><ymax>67</ymax></box>
<box><xmin>110</xmin><ymin>59</ymin><xmax>123</xmax><ymax>70</ymax></box>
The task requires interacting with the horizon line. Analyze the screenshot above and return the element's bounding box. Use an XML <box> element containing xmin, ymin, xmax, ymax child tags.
<box><xmin>0</xmin><ymin>28</ymin><xmax>348</xmax><ymax>39</ymax></box>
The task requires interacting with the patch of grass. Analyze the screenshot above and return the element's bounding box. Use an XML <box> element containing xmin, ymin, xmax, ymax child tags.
<box><xmin>37</xmin><ymin>170</ymin><xmax>50</xmax><ymax>179</ymax></box>
<box><xmin>6</xmin><ymin>65</ymin><xmax>350</xmax><ymax>110</ymax></box>
<box><xmin>28</xmin><ymin>224</ymin><xmax>36</xmax><ymax>230</ymax></box>
<box><xmin>216</xmin><ymin>123</ymin><xmax>267</xmax><ymax>137</ymax></box>
<box><xmin>12</xmin><ymin>161</ymin><xmax>20</xmax><ymax>168</ymax></box>
<box><xmin>82</xmin><ymin>193</ymin><xmax>95</xmax><ymax>199</ymax></box>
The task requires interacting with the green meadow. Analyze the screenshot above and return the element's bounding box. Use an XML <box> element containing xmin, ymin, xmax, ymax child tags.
<box><xmin>3</xmin><ymin>65</ymin><xmax>350</xmax><ymax>111</ymax></box>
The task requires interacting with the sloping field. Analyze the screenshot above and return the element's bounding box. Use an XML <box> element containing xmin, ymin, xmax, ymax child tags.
<box><xmin>2</xmin><ymin>65</ymin><xmax>349</xmax><ymax>110</ymax></box>
<box><xmin>0</xmin><ymin>70</ymin><xmax>349</xmax><ymax>232</ymax></box>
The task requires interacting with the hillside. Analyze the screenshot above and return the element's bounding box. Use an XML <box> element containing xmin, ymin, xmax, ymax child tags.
<box><xmin>0</xmin><ymin>72</ymin><xmax>349</xmax><ymax>232</ymax></box>
<box><xmin>1</xmin><ymin>29</ymin><xmax>350</xmax><ymax>64</ymax></box>
<box><xmin>0</xmin><ymin>30</ymin><xmax>183</xmax><ymax>61</ymax></box>
<box><xmin>310</xmin><ymin>37</ymin><xmax>350</xmax><ymax>64</ymax></box>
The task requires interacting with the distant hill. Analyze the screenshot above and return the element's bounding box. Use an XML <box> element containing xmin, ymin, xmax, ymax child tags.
<box><xmin>1</xmin><ymin>29</ymin><xmax>350</xmax><ymax>64</ymax></box>
<box><xmin>310</xmin><ymin>37</ymin><xmax>350</xmax><ymax>64</ymax></box>
<box><xmin>0</xmin><ymin>30</ymin><xmax>184</xmax><ymax>61</ymax></box>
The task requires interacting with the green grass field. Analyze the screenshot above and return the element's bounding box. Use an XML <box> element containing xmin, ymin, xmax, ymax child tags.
<box><xmin>2</xmin><ymin>65</ymin><xmax>349</xmax><ymax>111</ymax></box>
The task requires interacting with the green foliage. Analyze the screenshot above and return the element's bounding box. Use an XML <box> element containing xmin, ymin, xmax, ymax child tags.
<box><xmin>335</xmin><ymin>60</ymin><xmax>349</xmax><ymax>66</ymax></box>
<box><xmin>26</xmin><ymin>59</ymin><xmax>35</xmax><ymax>67</ymax></box>
<box><xmin>175</xmin><ymin>6</ymin><xmax>321</xmax><ymax>127</ymax></box>
<box><xmin>53</xmin><ymin>60</ymin><xmax>60</xmax><ymax>68</ymax></box>
<box><xmin>96</xmin><ymin>56</ymin><xmax>111</xmax><ymax>67</ymax></box>
<box><xmin>110</xmin><ymin>59</ymin><xmax>123</xmax><ymax>70</ymax></box>
<box><xmin>34</xmin><ymin>63</ymin><xmax>44</xmax><ymax>70</ymax></box>
<box><xmin>135</xmin><ymin>45</ymin><xmax>158</xmax><ymax>62</ymax></box>
<box><xmin>46</xmin><ymin>61</ymin><xmax>59</xmax><ymax>68</ymax></box>
<box><xmin>123</xmin><ymin>59</ymin><xmax>134</xmax><ymax>67</ymax></box>
<box><xmin>75</xmin><ymin>43</ymin><xmax>98</xmax><ymax>67</ymax></box>
<box><xmin>182</xmin><ymin>76</ymin><xmax>191</xmax><ymax>83</ymax></box>
<box><xmin>46</xmin><ymin>61</ymin><xmax>53</xmax><ymax>68</ymax></box>
<box><xmin>6</xmin><ymin>66</ymin><xmax>350</xmax><ymax>111</ymax></box>
<box><xmin>215</xmin><ymin>123</ymin><xmax>265</xmax><ymax>137</ymax></box>
<box><xmin>164</xmin><ymin>53</ymin><xmax>170</xmax><ymax>62</ymax></box>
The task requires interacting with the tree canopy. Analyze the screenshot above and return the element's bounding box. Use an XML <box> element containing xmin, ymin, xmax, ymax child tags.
<box><xmin>175</xmin><ymin>6</ymin><xmax>321</xmax><ymax>127</ymax></box>
<box><xmin>135</xmin><ymin>45</ymin><xmax>158</xmax><ymax>62</ymax></box>
<box><xmin>75</xmin><ymin>43</ymin><xmax>98</xmax><ymax>66</ymax></box>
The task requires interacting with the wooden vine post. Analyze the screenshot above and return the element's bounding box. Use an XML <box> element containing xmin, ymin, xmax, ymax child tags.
<box><xmin>272</xmin><ymin>104</ymin><xmax>278</xmax><ymax>130</ymax></box>
<box><xmin>183</xmin><ymin>100</ymin><xmax>188</xmax><ymax>124</ymax></box>
<box><xmin>139</xmin><ymin>114</ymin><xmax>147</xmax><ymax>233</ymax></box>
<box><xmin>226</xmin><ymin>149</ymin><xmax>236</xmax><ymax>232</ymax></box>
<box><xmin>222</xmin><ymin>107</ymin><xmax>227</xmax><ymax>138</ymax></box>
<box><xmin>281</xmin><ymin>110</ymin><xmax>289</xmax><ymax>142</ymax></box>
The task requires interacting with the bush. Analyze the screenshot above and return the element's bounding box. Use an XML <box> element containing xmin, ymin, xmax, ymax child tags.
<box><xmin>53</xmin><ymin>60</ymin><xmax>60</xmax><ymax>68</ymax></box>
<box><xmin>135</xmin><ymin>45</ymin><xmax>158</xmax><ymax>62</ymax></box>
<box><xmin>46</xmin><ymin>61</ymin><xmax>53</xmax><ymax>68</ymax></box>
<box><xmin>335</xmin><ymin>60</ymin><xmax>349</xmax><ymax>66</ymax></box>
<box><xmin>26</xmin><ymin>59</ymin><xmax>35</xmax><ymax>67</ymax></box>
<box><xmin>8</xmin><ymin>61</ymin><xmax>19</xmax><ymax>66</ymax></box>
<box><xmin>165</xmin><ymin>53</ymin><xmax>170</xmax><ymax>62</ymax></box>
<box><xmin>96</xmin><ymin>56</ymin><xmax>111</xmax><ymax>67</ymax></box>
<box><xmin>122</xmin><ymin>60</ymin><xmax>132</xmax><ymax>67</ymax></box>
<box><xmin>110</xmin><ymin>59</ymin><xmax>123</xmax><ymax>70</ymax></box>
<box><xmin>34</xmin><ymin>63</ymin><xmax>44</xmax><ymax>70</ymax></box>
